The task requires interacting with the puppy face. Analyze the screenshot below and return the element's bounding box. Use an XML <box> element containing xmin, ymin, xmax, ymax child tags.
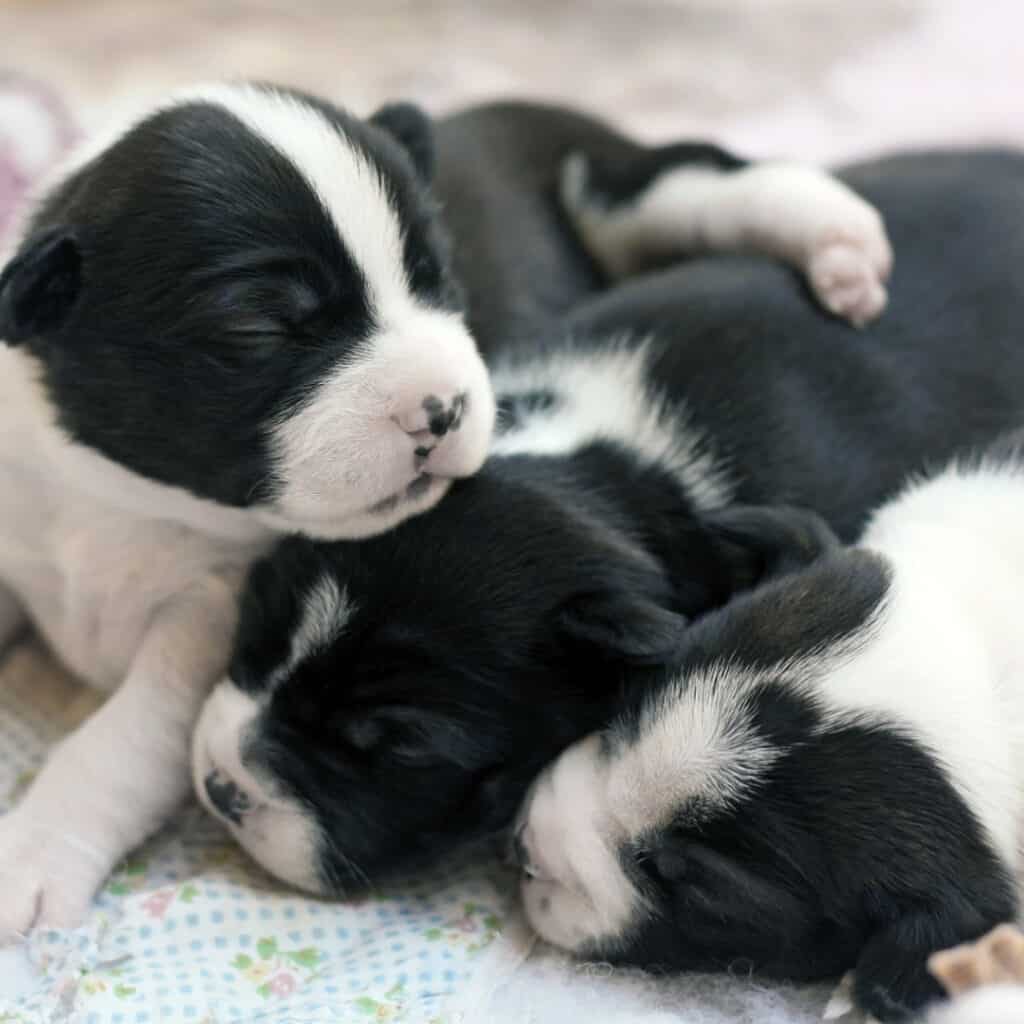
<box><xmin>516</xmin><ymin>551</ymin><xmax>1016</xmax><ymax>1022</ymax></box>
<box><xmin>191</xmin><ymin>449</ymin><xmax>844</xmax><ymax>893</ymax></box>
<box><xmin>0</xmin><ymin>84</ymin><xmax>493</xmax><ymax>538</ymax></box>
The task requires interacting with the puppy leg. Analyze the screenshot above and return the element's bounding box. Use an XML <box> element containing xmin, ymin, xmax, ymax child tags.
<box><xmin>918</xmin><ymin>926</ymin><xmax>1024</xmax><ymax>1022</ymax></box>
<box><xmin>0</xmin><ymin>582</ymin><xmax>26</xmax><ymax>656</ymax></box>
<box><xmin>0</xmin><ymin>577</ymin><xmax>237</xmax><ymax>940</ymax></box>
<box><xmin>561</xmin><ymin>144</ymin><xmax>892</xmax><ymax>327</ymax></box>
<box><xmin>929</xmin><ymin>924</ymin><xmax>1024</xmax><ymax>994</ymax></box>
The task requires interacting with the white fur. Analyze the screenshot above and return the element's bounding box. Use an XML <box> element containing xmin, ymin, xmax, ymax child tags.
<box><xmin>177</xmin><ymin>83</ymin><xmax>409</xmax><ymax>317</ymax></box>
<box><xmin>0</xmin><ymin>346</ymin><xmax>269</xmax><ymax>937</ymax></box>
<box><xmin>521</xmin><ymin>457</ymin><xmax>1024</xmax><ymax>957</ymax></box>
<box><xmin>562</xmin><ymin>156</ymin><xmax>893</xmax><ymax>327</ymax></box>
<box><xmin>161</xmin><ymin>84</ymin><xmax>495</xmax><ymax>539</ymax></box>
<box><xmin>264</xmin><ymin>304</ymin><xmax>494</xmax><ymax>540</ymax></box>
<box><xmin>261</xmin><ymin>572</ymin><xmax>355</xmax><ymax>693</ymax></box>
<box><xmin>189</xmin><ymin>575</ymin><xmax>357</xmax><ymax>890</ymax></box>
<box><xmin>283</xmin><ymin>575</ymin><xmax>353</xmax><ymax>680</ymax></box>
<box><xmin>192</xmin><ymin>682</ymin><xmax>323</xmax><ymax>893</ymax></box>
<box><xmin>491</xmin><ymin>341</ymin><xmax>733</xmax><ymax>513</ymax></box>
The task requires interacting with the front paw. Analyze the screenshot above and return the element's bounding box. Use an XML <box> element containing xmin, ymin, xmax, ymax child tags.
<box><xmin>808</xmin><ymin>213</ymin><xmax>893</xmax><ymax>328</ymax></box>
<box><xmin>0</xmin><ymin>810</ymin><xmax>108</xmax><ymax>941</ymax></box>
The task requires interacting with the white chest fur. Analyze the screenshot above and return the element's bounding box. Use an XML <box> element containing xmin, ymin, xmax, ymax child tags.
<box><xmin>0</xmin><ymin>348</ymin><xmax>271</xmax><ymax>690</ymax></box>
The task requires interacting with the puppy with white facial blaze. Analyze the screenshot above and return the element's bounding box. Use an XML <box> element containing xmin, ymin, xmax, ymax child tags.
<box><xmin>518</xmin><ymin>428</ymin><xmax>1024</xmax><ymax>1022</ymax></box>
<box><xmin>0</xmin><ymin>81</ymin><xmax>493</xmax><ymax>939</ymax></box>
<box><xmin>192</xmin><ymin>145</ymin><xmax>1024</xmax><ymax>903</ymax></box>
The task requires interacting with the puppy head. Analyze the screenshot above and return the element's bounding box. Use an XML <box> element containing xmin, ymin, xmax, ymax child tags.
<box><xmin>516</xmin><ymin>550</ymin><xmax>1016</xmax><ymax>1022</ymax></box>
<box><xmin>191</xmin><ymin>451</ymin><xmax>841</xmax><ymax>892</ymax></box>
<box><xmin>0</xmin><ymin>83</ymin><xmax>493</xmax><ymax>539</ymax></box>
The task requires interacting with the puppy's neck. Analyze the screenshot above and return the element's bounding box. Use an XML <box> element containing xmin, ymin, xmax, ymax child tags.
<box><xmin>0</xmin><ymin>345</ymin><xmax>273</xmax><ymax>545</ymax></box>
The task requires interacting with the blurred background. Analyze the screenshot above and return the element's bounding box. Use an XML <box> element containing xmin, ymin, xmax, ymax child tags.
<box><xmin>1</xmin><ymin>0</ymin><xmax>1021</xmax><ymax>245</ymax></box>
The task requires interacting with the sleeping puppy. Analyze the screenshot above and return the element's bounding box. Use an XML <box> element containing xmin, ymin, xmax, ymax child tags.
<box><xmin>191</xmin><ymin>146</ymin><xmax>1024</xmax><ymax>901</ymax></box>
<box><xmin>0</xmin><ymin>81</ymin><xmax>497</xmax><ymax>938</ymax></box>
<box><xmin>0</xmin><ymin>87</ymin><xmax>892</xmax><ymax>937</ymax></box>
<box><xmin>515</xmin><ymin>427</ymin><xmax>1024</xmax><ymax>1022</ymax></box>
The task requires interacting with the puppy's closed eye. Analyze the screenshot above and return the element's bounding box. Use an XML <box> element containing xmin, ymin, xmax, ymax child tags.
<box><xmin>644</xmin><ymin>838</ymin><xmax>803</xmax><ymax>923</ymax></box>
<box><xmin>335</xmin><ymin>705</ymin><xmax>480</xmax><ymax>768</ymax></box>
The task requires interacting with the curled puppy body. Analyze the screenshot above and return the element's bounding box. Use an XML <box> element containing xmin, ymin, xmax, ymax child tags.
<box><xmin>0</xmin><ymin>81</ymin><xmax>497</xmax><ymax>939</ymax></box>
<box><xmin>516</xmin><ymin>426</ymin><xmax>1024</xmax><ymax>1021</ymax></box>
<box><xmin>191</xmin><ymin>147</ymin><xmax>1024</xmax><ymax>903</ymax></box>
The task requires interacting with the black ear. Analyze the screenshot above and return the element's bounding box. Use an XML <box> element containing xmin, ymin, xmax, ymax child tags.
<box><xmin>0</xmin><ymin>228</ymin><xmax>82</xmax><ymax>344</ymax></box>
<box><xmin>559</xmin><ymin>591</ymin><xmax>688</xmax><ymax>666</ymax></box>
<box><xmin>369</xmin><ymin>102</ymin><xmax>435</xmax><ymax>182</ymax></box>
<box><xmin>853</xmin><ymin>912</ymin><xmax>987</xmax><ymax>1021</ymax></box>
<box><xmin>705</xmin><ymin>503</ymin><xmax>840</xmax><ymax>589</ymax></box>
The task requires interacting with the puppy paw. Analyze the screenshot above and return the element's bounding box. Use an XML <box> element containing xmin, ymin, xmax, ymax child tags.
<box><xmin>0</xmin><ymin>810</ymin><xmax>107</xmax><ymax>941</ymax></box>
<box><xmin>929</xmin><ymin>924</ymin><xmax>1024</xmax><ymax>995</ymax></box>
<box><xmin>808</xmin><ymin>215</ymin><xmax>893</xmax><ymax>328</ymax></box>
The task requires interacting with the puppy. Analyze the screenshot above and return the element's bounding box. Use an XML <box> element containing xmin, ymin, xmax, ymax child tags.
<box><xmin>0</xmin><ymin>81</ymin><xmax>496</xmax><ymax>938</ymax></box>
<box><xmin>190</xmin><ymin>144</ymin><xmax>1024</xmax><ymax>900</ymax></box>
<box><xmin>516</xmin><ymin>426</ymin><xmax>1024</xmax><ymax>1022</ymax></box>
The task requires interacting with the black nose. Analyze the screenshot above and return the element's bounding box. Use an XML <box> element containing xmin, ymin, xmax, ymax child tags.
<box><xmin>204</xmin><ymin>770</ymin><xmax>251</xmax><ymax>826</ymax></box>
<box><xmin>423</xmin><ymin>392</ymin><xmax>468</xmax><ymax>437</ymax></box>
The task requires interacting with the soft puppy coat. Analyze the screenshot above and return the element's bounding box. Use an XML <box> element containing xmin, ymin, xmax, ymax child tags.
<box><xmin>0</xmin><ymin>87</ymin><xmax>891</xmax><ymax>935</ymax></box>
<box><xmin>516</xmin><ymin>426</ymin><xmax>1024</xmax><ymax>1022</ymax></box>
<box><xmin>191</xmin><ymin>143</ymin><xmax>1024</xmax><ymax>909</ymax></box>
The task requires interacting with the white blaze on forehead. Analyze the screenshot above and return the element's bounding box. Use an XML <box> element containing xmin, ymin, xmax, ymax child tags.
<box><xmin>522</xmin><ymin>661</ymin><xmax>790</xmax><ymax>951</ymax></box>
<box><xmin>267</xmin><ymin>573</ymin><xmax>354</xmax><ymax>690</ymax></box>
<box><xmin>170</xmin><ymin>82</ymin><xmax>412</xmax><ymax>313</ymax></box>
<box><xmin>607</xmin><ymin>661</ymin><xmax>784</xmax><ymax>838</ymax></box>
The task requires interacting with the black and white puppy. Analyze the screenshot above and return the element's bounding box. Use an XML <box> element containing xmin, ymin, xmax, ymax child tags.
<box><xmin>190</xmin><ymin>144</ymin><xmax>1024</xmax><ymax>901</ymax></box>
<box><xmin>0</xmin><ymin>81</ymin><xmax>497</xmax><ymax>938</ymax></box>
<box><xmin>516</xmin><ymin>426</ymin><xmax>1024</xmax><ymax>1022</ymax></box>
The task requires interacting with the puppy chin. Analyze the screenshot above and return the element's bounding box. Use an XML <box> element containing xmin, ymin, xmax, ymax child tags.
<box><xmin>222</xmin><ymin>802</ymin><xmax>326</xmax><ymax>895</ymax></box>
<box><xmin>521</xmin><ymin>875</ymin><xmax>605</xmax><ymax>953</ymax></box>
<box><xmin>262</xmin><ymin>474</ymin><xmax>453</xmax><ymax>541</ymax></box>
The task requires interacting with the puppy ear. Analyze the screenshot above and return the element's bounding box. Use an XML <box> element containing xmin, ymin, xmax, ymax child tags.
<box><xmin>705</xmin><ymin>503</ymin><xmax>840</xmax><ymax>589</ymax></box>
<box><xmin>0</xmin><ymin>228</ymin><xmax>82</xmax><ymax>344</ymax></box>
<box><xmin>558</xmin><ymin>590</ymin><xmax>687</xmax><ymax>665</ymax></box>
<box><xmin>853</xmin><ymin>912</ymin><xmax>985</xmax><ymax>1021</ymax></box>
<box><xmin>369</xmin><ymin>102</ymin><xmax>435</xmax><ymax>182</ymax></box>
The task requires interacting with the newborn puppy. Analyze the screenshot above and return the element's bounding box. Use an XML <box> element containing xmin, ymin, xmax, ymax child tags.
<box><xmin>191</xmin><ymin>145</ymin><xmax>1024</xmax><ymax>898</ymax></box>
<box><xmin>517</xmin><ymin>428</ymin><xmax>1024</xmax><ymax>1022</ymax></box>
<box><xmin>0</xmin><ymin>81</ymin><xmax>494</xmax><ymax>937</ymax></box>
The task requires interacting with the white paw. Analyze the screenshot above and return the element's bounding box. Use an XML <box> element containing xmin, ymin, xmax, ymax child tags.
<box><xmin>0</xmin><ymin>809</ymin><xmax>107</xmax><ymax>942</ymax></box>
<box><xmin>808</xmin><ymin>215</ymin><xmax>893</xmax><ymax>328</ymax></box>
